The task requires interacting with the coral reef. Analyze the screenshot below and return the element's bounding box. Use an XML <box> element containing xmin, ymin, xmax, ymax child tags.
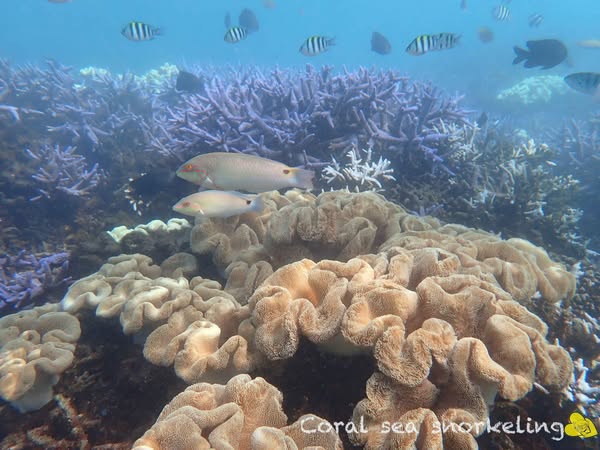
<box><xmin>0</xmin><ymin>303</ymin><xmax>80</xmax><ymax>412</ymax></box>
<box><xmin>496</xmin><ymin>75</ymin><xmax>570</xmax><ymax>105</ymax></box>
<box><xmin>132</xmin><ymin>374</ymin><xmax>343</xmax><ymax>450</ymax></box>
<box><xmin>55</xmin><ymin>191</ymin><xmax>578</xmax><ymax>449</ymax></box>
<box><xmin>0</xmin><ymin>250</ymin><xmax>70</xmax><ymax>314</ymax></box>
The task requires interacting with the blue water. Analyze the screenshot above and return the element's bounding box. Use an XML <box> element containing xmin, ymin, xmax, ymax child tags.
<box><xmin>4</xmin><ymin>0</ymin><xmax>600</xmax><ymax>96</ymax></box>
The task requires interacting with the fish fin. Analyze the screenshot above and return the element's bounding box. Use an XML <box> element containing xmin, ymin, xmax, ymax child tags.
<box><xmin>291</xmin><ymin>167</ymin><xmax>316</xmax><ymax>190</ymax></box>
<box><xmin>512</xmin><ymin>46</ymin><xmax>529</xmax><ymax>65</ymax></box>
<box><xmin>250</xmin><ymin>195</ymin><xmax>266</xmax><ymax>213</ymax></box>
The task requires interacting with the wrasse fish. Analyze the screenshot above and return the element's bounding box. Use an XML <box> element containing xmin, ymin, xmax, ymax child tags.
<box><xmin>172</xmin><ymin>190</ymin><xmax>265</xmax><ymax>218</ymax></box>
<box><xmin>177</xmin><ymin>152</ymin><xmax>315</xmax><ymax>193</ymax></box>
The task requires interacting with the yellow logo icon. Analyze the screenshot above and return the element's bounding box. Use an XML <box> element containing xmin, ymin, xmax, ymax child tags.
<box><xmin>564</xmin><ymin>412</ymin><xmax>598</xmax><ymax>439</ymax></box>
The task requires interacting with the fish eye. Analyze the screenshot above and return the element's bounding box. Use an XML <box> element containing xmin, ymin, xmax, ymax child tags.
<box><xmin>246</xmin><ymin>200</ymin><xmax>252</xmax><ymax>205</ymax></box>
<box><xmin>283</xmin><ymin>169</ymin><xmax>290</xmax><ymax>174</ymax></box>
<box><xmin>182</xmin><ymin>201</ymin><xmax>190</xmax><ymax>207</ymax></box>
<box><xmin>185</xmin><ymin>164</ymin><xmax>193</xmax><ymax>170</ymax></box>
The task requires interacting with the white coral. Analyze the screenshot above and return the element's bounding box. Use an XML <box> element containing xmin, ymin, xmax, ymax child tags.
<box><xmin>321</xmin><ymin>145</ymin><xmax>395</xmax><ymax>192</ymax></box>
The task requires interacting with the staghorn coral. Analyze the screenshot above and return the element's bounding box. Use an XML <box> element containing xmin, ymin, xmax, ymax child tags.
<box><xmin>0</xmin><ymin>303</ymin><xmax>80</xmax><ymax>412</ymax></box>
<box><xmin>132</xmin><ymin>374</ymin><xmax>342</xmax><ymax>450</ymax></box>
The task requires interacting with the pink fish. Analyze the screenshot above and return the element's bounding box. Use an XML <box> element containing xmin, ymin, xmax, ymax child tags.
<box><xmin>177</xmin><ymin>152</ymin><xmax>315</xmax><ymax>193</ymax></box>
<box><xmin>172</xmin><ymin>190</ymin><xmax>265</xmax><ymax>218</ymax></box>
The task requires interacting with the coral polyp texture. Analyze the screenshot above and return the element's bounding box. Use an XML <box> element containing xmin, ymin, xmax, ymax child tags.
<box><xmin>58</xmin><ymin>191</ymin><xmax>576</xmax><ymax>449</ymax></box>
<box><xmin>0</xmin><ymin>303</ymin><xmax>80</xmax><ymax>412</ymax></box>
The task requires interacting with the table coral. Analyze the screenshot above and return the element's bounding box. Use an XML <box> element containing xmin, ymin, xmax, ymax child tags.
<box><xmin>0</xmin><ymin>303</ymin><xmax>80</xmax><ymax>412</ymax></box>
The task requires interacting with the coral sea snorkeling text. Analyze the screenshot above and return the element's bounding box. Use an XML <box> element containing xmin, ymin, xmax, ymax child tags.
<box><xmin>300</xmin><ymin>415</ymin><xmax>569</xmax><ymax>441</ymax></box>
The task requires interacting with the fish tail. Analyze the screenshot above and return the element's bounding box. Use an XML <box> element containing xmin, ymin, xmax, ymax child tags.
<box><xmin>251</xmin><ymin>195</ymin><xmax>266</xmax><ymax>213</ymax></box>
<box><xmin>327</xmin><ymin>37</ymin><xmax>336</xmax><ymax>47</ymax></box>
<box><xmin>512</xmin><ymin>46</ymin><xmax>528</xmax><ymax>65</ymax></box>
<box><xmin>291</xmin><ymin>168</ymin><xmax>315</xmax><ymax>190</ymax></box>
<box><xmin>153</xmin><ymin>27</ymin><xmax>163</xmax><ymax>36</ymax></box>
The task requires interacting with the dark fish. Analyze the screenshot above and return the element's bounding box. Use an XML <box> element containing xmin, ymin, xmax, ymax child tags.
<box><xmin>460</xmin><ymin>0</ymin><xmax>467</xmax><ymax>10</ymax></box>
<box><xmin>528</xmin><ymin>13</ymin><xmax>544</xmax><ymax>28</ymax></box>
<box><xmin>224</xmin><ymin>11</ymin><xmax>232</xmax><ymax>29</ymax></box>
<box><xmin>564</xmin><ymin>73</ymin><xmax>600</xmax><ymax>95</ymax></box>
<box><xmin>476</xmin><ymin>112</ymin><xmax>488</xmax><ymax>128</ymax></box>
<box><xmin>121</xmin><ymin>21</ymin><xmax>162</xmax><ymax>41</ymax></box>
<box><xmin>477</xmin><ymin>27</ymin><xmax>494</xmax><ymax>43</ymax></box>
<box><xmin>239</xmin><ymin>8</ymin><xmax>259</xmax><ymax>33</ymax></box>
<box><xmin>225</xmin><ymin>26</ymin><xmax>248</xmax><ymax>43</ymax></box>
<box><xmin>406</xmin><ymin>33</ymin><xmax>460</xmax><ymax>55</ymax></box>
<box><xmin>513</xmin><ymin>39</ymin><xmax>568</xmax><ymax>69</ymax></box>
<box><xmin>371</xmin><ymin>32</ymin><xmax>392</xmax><ymax>55</ymax></box>
<box><xmin>492</xmin><ymin>4</ymin><xmax>511</xmax><ymax>21</ymax></box>
<box><xmin>176</xmin><ymin>70</ymin><xmax>203</xmax><ymax>93</ymax></box>
<box><xmin>124</xmin><ymin>168</ymin><xmax>176</xmax><ymax>215</ymax></box>
<box><xmin>300</xmin><ymin>36</ymin><xmax>335</xmax><ymax>56</ymax></box>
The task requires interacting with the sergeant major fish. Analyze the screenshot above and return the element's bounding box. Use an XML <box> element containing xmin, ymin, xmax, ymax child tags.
<box><xmin>528</xmin><ymin>13</ymin><xmax>544</xmax><ymax>28</ymax></box>
<box><xmin>224</xmin><ymin>26</ymin><xmax>248</xmax><ymax>43</ymax></box>
<box><xmin>172</xmin><ymin>190</ymin><xmax>265</xmax><ymax>218</ymax></box>
<box><xmin>564</xmin><ymin>72</ymin><xmax>600</xmax><ymax>96</ymax></box>
<box><xmin>122</xmin><ymin>22</ymin><xmax>162</xmax><ymax>41</ymax></box>
<box><xmin>300</xmin><ymin>36</ymin><xmax>335</xmax><ymax>56</ymax></box>
<box><xmin>406</xmin><ymin>33</ymin><xmax>460</xmax><ymax>55</ymax></box>
<box><xmin>177</xmin><ymin>152</ymin><xmax>315</xmax><ymax>193</ymax></box>
<box><xmin>492</xmin><ymin>4</ymin><xmax>511</xmax><ymax>21</ymax></box>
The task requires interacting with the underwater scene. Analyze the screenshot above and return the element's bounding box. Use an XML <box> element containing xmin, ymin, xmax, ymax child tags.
<box><xmin>2</xmin><ymin>0</ymin><xmax>600</xmax><ymax>449</ymax></box>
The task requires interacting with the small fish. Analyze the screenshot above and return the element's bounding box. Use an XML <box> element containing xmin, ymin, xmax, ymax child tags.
<box><xmin>528</xmin><ymin>13</ymin><xmax>544</xmax><ymax>28</ymax></box>
<box><xmin>460</xmin><ymin>0</ymin><xmax>467</xmax><ymax>10</ymax></box>
<box><xmin>577</xmin><ymin>39</ymin><xmax>600</xmax><ymax>49</ymax></box>
<box><xmin>239</xmin><ymin>8</ymin><xmax>259</xmax><ymax>33</ymax></box>
<box><xmin>371</xmin><ymin>32</ymin><xmax>392</xmax><ymax>55</ymax></box>
<box><xmin>476</xmin><ymin>111</ymin><xmax>488</xmax><ymax>128</ymax></box>
<box><xmin>177</xmin><ymin>152</ymin><xmax>315</xmax><ymax>193</ymax></box>
<box><xmin>406</xmin><ymin>33</ymin><xmax>460</xmax><ymax>55</ymax></box>
<box><xmin>125</xmin><ymin>168</ymin><xmax>177</xmax><ymax>216</ymax></box>
<box><xmin>176</xmin><ymin>70</ymin><xmax>203</xmax><ymax>93</ymax></box>
<box><xmin>263</xmin><ymin>0</ymin><xmax>276</xmax><ymax>9</ymax></box>
<box><xmin>300</xmin><ymin>36</ymin><xmax>335</xmax><ymax>56</ymax></box>
<box><xmin>477</xmin><ymin>27</ymin><xmax>494</xmax><ymax>43</ymax></box>
<box><xmin>513</xmin><ymin>39</ymin><xmax>568</xmax><ymax>69</ymax></box>
<box><xmin>492</xmin><ymin>4</ymin><xmax>511</xmax><ymax>21</ymax></box>
<box><xmin>564</xmin><ymin>73</ymin><xmax>600</xmax><ymax>95</ymax></box>
<box><xmin>172</xmin><ymin>190</ymin><xmax>265</xmax><ymax>218</ymax></box>
<box><xmin>224</xmin><ymin>26</ymin><xmax>248</xmax><ymax>43</ymax></box>
<box><xmin>121</xmin><ymin>22</ymin><xmax>162</xmax><ymax>41</ymax></box>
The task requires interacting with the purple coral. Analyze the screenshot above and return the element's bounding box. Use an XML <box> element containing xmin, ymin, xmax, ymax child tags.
<box><xmin>0</xmin><ymin>250</ymin><xmax>70</xmax><ymax>314</ymax></box>
<box><xmin>25</xmin><ymin>144</ymin><xmax>105</xmax><ymax>200</ymax></box>
<box><xmin>151</xmin><ymin>65</ymin><xmax>470</xmax><ymax>176</ymax></box>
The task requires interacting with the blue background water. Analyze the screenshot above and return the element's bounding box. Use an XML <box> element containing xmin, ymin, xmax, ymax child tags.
<box><xmin>3</xmin><ymin>0</ymin><xmax>600</xmax><ymax>107</ymax></box>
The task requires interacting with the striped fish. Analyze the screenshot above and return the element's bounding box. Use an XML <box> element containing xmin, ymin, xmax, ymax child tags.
<box><xmin>121</xmin><ymin>22</ymin><xmax>162</xmax><ymax>41</ymax></box>
<box><xmin>224</xmin><ymin>26</ymin><xmax>248</xmax><ymax>43</ymax></box>
<box><xmin>528</xmin><ymin>13</ymin><xmax>544</xmax><ymax>28</ymax></box>
<box><xmin>492</xmin><ymin>4</ymin><xmax>511</xmax><ymax>21</ymax></box>
<box><xmin>299</xmin><ymin>36</ymin><xmax>335</xmax><ymax>56</ymax></box>
<box><xmin>406</xmin><ymin>33</ymin><xmax>460</xmax><ymax>55</ymax></box>
<box><xmin>564</xmin><ymin>73</ymin><xmax>600</xmax><ymax>95</ymax></box>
